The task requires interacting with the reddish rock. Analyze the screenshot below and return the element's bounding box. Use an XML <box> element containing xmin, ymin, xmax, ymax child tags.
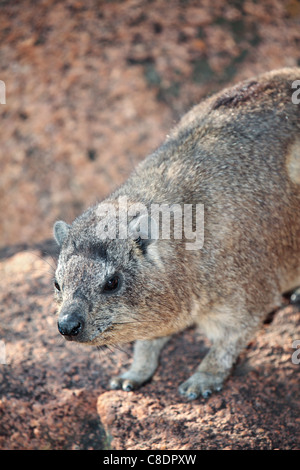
<box><xmin>97</xmin><ymin>306</ymin><xmax>300</xmax><ymax>450</ymax></box>
<box><xmin>1</xmin><ymin>245</ymin><xmax>299</xmax><ymax>450</ymax></box>
<box><xmin>1</xmin><ymin>0</ymin><xmax>300</xmax><ymax>451</ymax></box>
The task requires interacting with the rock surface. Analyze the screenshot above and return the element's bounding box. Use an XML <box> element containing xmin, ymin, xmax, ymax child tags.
<box><xmin>98</xmin><ymin>307</ymin><xmax>300</xmax><ymax>450</ymax></box>
<box><xmin>0</xmin><ymin>0</ymin><xmax>300</xmax><ymax>451</ymax></box>
<box><xmin>0</xmin><ymin>243</ymin><xmax>299</xmax><ymax>450</ymax></box>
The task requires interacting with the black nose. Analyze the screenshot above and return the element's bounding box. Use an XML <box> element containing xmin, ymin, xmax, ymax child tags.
<box><xmin>57</xmin><ymin>311</ymin><xmax>84</xmax><ymax>337</ymax></box>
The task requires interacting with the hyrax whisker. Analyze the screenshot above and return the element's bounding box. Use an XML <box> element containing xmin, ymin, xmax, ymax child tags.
<box><xmin>109</xmin><ymin>343</ymin><xmax>132</xmax><ymax>358</ymax></box>
<box><xmin>28</xmin><ymin>250</ymin><xmax>56</xmax><ymax>272</ymax></box>
<box><xmin>42</xmin><ymin>250</ymin><xmax>58</xmax><ymax>267</ymax></box>
<box><xmin>53</xmin><ymin>68</ymin><xmax>300</xmax><ymax>400</ymax></box>
<box><xmin>28</xmin><ymin>267</ymin><xmax>55</xmax><ymax>278</ymax></box>
<box><xmin>112</xmin><ymin>320</ymin><xmax>161</xmax><ymax>326</ymax></box>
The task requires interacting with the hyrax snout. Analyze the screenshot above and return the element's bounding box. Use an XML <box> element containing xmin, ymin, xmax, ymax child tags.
<box><xmin>54</xmin><ymin>68</ymin><xmax>300</xmax><ymax>399</ymax></box>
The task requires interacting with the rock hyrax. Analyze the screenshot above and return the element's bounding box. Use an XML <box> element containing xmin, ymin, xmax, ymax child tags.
<box><xmin>54</xmin><ymin>68</ymin><xmax>300</xmax><ymax>399</ymax></box>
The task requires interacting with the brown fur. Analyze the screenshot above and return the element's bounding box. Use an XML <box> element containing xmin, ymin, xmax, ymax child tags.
<box><xmin>54</xmin><ymin>68</ymin><xmax>300</xmax><ymax>399</ymax></box>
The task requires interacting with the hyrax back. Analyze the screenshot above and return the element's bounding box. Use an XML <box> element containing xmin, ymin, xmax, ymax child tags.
<box><xmin>54</xmin><ymin>68</ymin><xmax>300</xmax><ymax>399</ymax></box>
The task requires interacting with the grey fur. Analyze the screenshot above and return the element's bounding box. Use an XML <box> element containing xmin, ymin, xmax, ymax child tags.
<box><xmin>54</xmin><ymin>68</ymin><xmax>300</xmax><ymax>399</ymax></box>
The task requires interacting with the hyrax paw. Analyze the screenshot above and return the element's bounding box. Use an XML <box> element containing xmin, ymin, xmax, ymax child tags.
<box><xmin>109</xmin><ymin>374</ymin><xmax>143</xmax><ymax>392</ymax></box>
<box><xmin>178</xmin><ymin>372</ymin><xmax>223</xmax><ymax>400</ymax></box>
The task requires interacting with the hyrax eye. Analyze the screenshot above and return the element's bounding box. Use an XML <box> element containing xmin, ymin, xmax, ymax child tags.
<box><xmin>54</xmin><ymin>280</ymin><xmax>61</xmax><ymax>291</ymax></box>
<box><xmin>103</xmin><ymin>275</ymin><xmax>120</xmax><ymax>292</ymax></box>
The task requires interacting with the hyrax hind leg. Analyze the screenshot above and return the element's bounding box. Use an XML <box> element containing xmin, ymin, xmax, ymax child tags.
<box><xmin>178</xmin><ymin>310</ymin><xmax>262</xmax><ymax>400</ymax></box>
<box><xmin>109</xmin><ymin>337</ymin><xmax>170</xmax><ymax>392</ymax></box>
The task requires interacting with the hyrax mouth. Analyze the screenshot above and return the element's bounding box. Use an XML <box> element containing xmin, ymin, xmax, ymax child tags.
<box><xmin>57</xmin><ymin>309</ymin><xmax>115</xmax><ymax>345</ymax></box>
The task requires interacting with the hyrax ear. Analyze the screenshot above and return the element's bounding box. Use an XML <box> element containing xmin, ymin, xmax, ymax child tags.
<box><xmin>53</xmin><ymin>220</ymin><xmax>71</xmax><ymax>247</ymax></box>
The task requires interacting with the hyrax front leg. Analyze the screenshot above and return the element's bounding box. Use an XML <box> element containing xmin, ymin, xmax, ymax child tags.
<box><xmin>178</xmin><ymin>316</ymin><xmax>260</xmax><ymax>400</ymax></box>
<box><xmin>110</xmin><ymin>337</ymin><xmax>170</xmax><ymax>392</ymax></box>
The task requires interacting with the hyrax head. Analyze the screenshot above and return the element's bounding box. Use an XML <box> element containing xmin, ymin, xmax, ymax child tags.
<box><xmin>53</xmin><ymin>202</ymin><xmax>177</xmax><ymax>346</ymax></box>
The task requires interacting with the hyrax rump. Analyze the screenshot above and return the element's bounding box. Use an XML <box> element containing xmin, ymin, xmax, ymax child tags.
<box><xmin>54</xmin><ymin>68</ymin><xmax>300</xmax><ymax>400</ymax></box>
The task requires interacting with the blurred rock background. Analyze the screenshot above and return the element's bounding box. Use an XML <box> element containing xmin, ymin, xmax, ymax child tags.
<box><xmin>0</xmin><ymin>0</ymin><xmax>299</xmax><ymax>450</ymax></box>
<box><xmin>1</xmin><ymin>0</ymin><xmax>300</xmax><ymax>247</ymax></box>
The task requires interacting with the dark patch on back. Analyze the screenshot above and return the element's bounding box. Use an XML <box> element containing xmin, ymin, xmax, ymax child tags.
<box><xmin>211</xmin><ymin>80</ymin><xmax>273</xmax><ymax>110</ymax></box>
